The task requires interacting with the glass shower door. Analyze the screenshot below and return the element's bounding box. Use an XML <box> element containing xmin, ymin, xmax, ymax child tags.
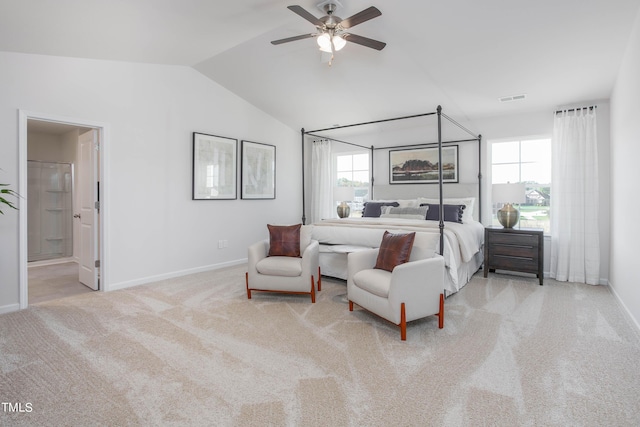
<box><xmin>28</xmin><ymin>161</ymin><xmax>73</xmax><ymax>262</ymax></box>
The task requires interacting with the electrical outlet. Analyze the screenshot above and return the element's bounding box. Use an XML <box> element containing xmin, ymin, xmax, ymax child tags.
<box><xmin>218</xmin><ymin>240</ymin><xmax>223</xmax><ymax>249</ymax></box>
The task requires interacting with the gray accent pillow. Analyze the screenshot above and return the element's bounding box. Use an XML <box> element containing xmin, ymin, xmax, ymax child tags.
<box><xmin>380</xmin><ymin>205</ymin><xmax>429</xmax><ymax>219</ymax></box>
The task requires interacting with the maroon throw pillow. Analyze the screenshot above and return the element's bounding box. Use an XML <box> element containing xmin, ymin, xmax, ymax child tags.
<box><xmin>374</xmin><ymin>231</ymin><xmax>416</xmax><ymax>272</ymax></box>
<box><xmin>267</xmin><ymin>224</ymin><xmax>302</xmax><ymax>257</ymax></box>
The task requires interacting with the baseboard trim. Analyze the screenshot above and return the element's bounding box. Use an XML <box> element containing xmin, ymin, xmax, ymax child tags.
<box><xmin>607</xmin><ymin>279</ymin><xmax>640</xmax><ymax>334</ymax></box>
<box><xmin>106</xmin><ymin>258</ymin><xmax>247</xmax><ymax>292</ymax></box>
<box><xmin>0</xmin><ymin>303</ymin><xmax>21</xmax><ymax>315</ymax></box>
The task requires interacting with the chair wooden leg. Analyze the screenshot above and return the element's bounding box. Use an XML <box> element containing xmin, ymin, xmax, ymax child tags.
<box><xmin>438</xmin><ymin>293</ymin><xmax>444</xmax><ymax>329</ymax></box>
<box><xmin>317</xmin><ymin>267</ymin><xmax>322</xmax><ymax>291</ymax></box>
<box><xmin>245</xmin><ymin>272</ymin><xmax>251</xmax><ymax>299</ymax></box>
<box><xmin>310</xmin><ymin>275</ymin><xmax>316</xmax><ymax>303</ymax></box>
<box><xmin>400</xmin><ymin>302</ymin><xmax>407</xmax><ymax>341</ymax></box>
<box><xmin>349</xmin><ymin>300</ymin><xmax>354</xmax><ymax>311</ymax></box>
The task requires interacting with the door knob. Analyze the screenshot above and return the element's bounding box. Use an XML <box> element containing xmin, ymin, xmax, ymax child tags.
<box><xmin>73</xmin><ymin>214</ymin><xmax>81</xmax><ymax>219</ymax></box>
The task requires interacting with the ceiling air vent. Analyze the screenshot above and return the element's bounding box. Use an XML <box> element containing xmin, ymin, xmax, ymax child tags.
<box><xmin>499</xmin><ymin>94</ymin><xmax>527</xmax><ymax>102</ymax></box>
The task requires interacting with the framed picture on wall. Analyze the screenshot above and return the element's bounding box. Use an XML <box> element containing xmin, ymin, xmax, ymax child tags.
<box><xmin>192</xmin><ymin>132</ymin><xmax>238</xmax><ymax>200</ymax></box>
<box><xmin>241</xmin><ymin>140</ymin><xmax>276</xmax><ymax>199</ymax></box>
<box><xmin>389</xmin><ymin>145</ymin><xmax>459</xmax><ymax>184</ymax></box>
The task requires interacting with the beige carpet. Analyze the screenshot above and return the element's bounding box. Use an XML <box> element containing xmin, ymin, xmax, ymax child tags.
<box><xmin>1</xmin><ymin>265</ymin><xmax>639</xmax><ymax>426</ymax></box>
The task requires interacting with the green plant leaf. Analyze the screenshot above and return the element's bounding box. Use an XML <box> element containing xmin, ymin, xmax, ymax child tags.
<box><xmin>0</xmin><ymin>183</ymin><xmax>19</xmax><ymax>213</ymax></box>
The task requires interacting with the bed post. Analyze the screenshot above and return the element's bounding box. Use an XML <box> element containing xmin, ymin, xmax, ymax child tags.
<box><xmin>370</xmin><ymin>145</ymin><xmax>375</xmax><ymax>201</ymax></box>
<box><xmin>437</xmin><ymin>105</ymin><xmax>444</xmax><ymax>256</ymax></box>
<box><xmin>301</xmin><ymin>128</ymin><xmax>306</xmax><ymax>225</ymax></box>
<box><xmin>477</xmin><ymin>134</ymin><xmax>482</xmax><ymax>223</ymax></box>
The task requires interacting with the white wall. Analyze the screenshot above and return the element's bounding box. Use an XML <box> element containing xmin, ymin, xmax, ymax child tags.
<box><xmin>610</xmin><ymin>7</ymin><xmax>640</xmax><ymax>328</ymax></box>
<box><xmin>0</xmin><ymin>52</ymin><xmax>300</xmax><ymax>312</ymax></box>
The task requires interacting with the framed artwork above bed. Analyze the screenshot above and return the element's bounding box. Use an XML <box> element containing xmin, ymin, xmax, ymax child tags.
<box><xmin>389</xmin><ymin>145</ymin><xmax>458</xmax><ymax>184</ymax></box>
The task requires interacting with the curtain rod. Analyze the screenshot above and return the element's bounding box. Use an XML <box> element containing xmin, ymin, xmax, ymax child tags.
<box><xmin>555</xmin><ymin>105</ymin><xmax>597</xmax><ymax>114</ymax></box>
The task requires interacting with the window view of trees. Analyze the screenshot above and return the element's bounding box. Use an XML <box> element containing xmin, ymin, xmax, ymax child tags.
<box><xmin>492</xmin><ymin>138</ymin><xmax>551</xmax><ymax>233</ymax></box>
<box><xmin>336</xmin><ymin>153</ymin><xmax>369</xmax><ymax>217</ymax></box>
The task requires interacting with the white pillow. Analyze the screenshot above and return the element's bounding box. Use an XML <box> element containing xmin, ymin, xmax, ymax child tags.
<box><xmin>369</xmin><ymin>199</ymin><xmax>417</xmax><ymax>208</ymax></box>
<box><xmin>396</xmin><ymin>199</ymin><xmax>419</xmax><ymax>208</ymax></box>
<box><xmin>416</xmin><ymin>197</ymin><xmax>475</xmax><ymax>223</ymax></box>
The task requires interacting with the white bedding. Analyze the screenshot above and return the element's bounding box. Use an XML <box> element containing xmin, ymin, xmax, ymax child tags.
<box><xmin>312</xmin><ymin>217</ymin><xmax>484</xmax><ymax>294</ymax></box>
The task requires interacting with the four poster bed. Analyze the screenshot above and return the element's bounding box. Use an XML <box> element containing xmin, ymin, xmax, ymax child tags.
<box><xmin>301</xmin><ymin>106</ymin><xmax>484</xmax><ymax>296</ymax></box>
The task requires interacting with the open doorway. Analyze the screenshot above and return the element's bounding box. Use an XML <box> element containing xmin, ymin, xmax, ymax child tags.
<box><xmin>18</xmin><ymin>111</ymin><xmax>106</xmax><ymax>308</ymax></box>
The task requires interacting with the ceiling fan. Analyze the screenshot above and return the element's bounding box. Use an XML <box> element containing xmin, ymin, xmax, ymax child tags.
<box><xmin>271</xmin><ymin>1</ymin><xmax>386</xmax><ymax>59</ymax></box>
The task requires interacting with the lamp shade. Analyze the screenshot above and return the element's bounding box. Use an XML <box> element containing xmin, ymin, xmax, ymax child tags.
<box><xmin>333</xmin><ymin>186</ymin><xmax>354</xmax><ymax>202</ymax></box>
<box><xmin>492</xmin><ymin>183</ymin><xmax>526</xmax><ymax>204</ymax></box>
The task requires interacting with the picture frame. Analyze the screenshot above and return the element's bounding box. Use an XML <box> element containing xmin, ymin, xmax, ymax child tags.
<box><xmin>389</xmin><ymin>145</ymin><xmax>459</xmax><ymax>184</ymax></box>
<box><xmin>192</xmin><ymin>132</ymin><xmax>238</xmax><ymax>200</ymax></box>
<box><xmin>241</xmin><ymin>140</ymin><xmax>276</xmax><ymax>199</ymax></box>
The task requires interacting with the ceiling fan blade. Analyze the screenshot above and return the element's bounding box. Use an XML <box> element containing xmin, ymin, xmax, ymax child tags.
<box><xmin>339</xmin><ymin>6</ymin><xmax>382</xmax><ymax>29</ymax></box>
<box><xmin>343</xmin><ymin>33</ymin><xmax>386</xmax><ymax>50</ymax></box>
<box><xmin>271</xmin><ymin>33</ymin><xmax>317</xmax><ymax>45</ymax></box>
<box><xmin>287</xmin><ymin>5</ymin><xmax>323</xmax><ymax>27</ymax></box>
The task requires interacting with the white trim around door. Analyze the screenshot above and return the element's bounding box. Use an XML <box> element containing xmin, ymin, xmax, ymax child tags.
<box><xmin>18</xmin><ymin>110</ymin><xmax>110</xmax><ymax>309</ymax></box>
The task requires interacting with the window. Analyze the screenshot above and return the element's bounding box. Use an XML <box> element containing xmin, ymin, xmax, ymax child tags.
<box><xmin>491</xmin><ymin>138</ymin><xmax>551</xmax><ymax>233</ymax></box>
<box><xmin>335</xmin><ymin>152</ymin><xmax>369</xmax><ymax>217</ymax></box>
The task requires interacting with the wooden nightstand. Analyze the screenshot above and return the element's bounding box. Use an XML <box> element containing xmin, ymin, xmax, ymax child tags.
<box><xmin>484</xmin><ymin>226</ymin><xmax>544</xmax><ymax>285</ymax></box>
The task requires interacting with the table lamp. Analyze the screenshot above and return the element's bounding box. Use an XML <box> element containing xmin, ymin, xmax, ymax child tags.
<box><xmin>333</xmin><ymin>186</ymin><xmax>354</xmax><ymax>218</ymax></box>
<box><xmin>492</xmin><ymin>183</ymin><xmax>526</xmax><ymax>228</ymax></box>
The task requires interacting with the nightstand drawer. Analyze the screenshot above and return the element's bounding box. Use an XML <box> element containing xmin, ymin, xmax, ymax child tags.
<box><xmin>491</xmin><ymin>254</ymin><xmax>539</xmax><ymax>273</ymax></box>
<box><xmin>489</xmin><ymin>232</ymin><xmax>539</xmax><ymax>246</ymax></box>
<box><xmin>490</xmin><ymin>244</ymin><xmax>538</xmax><ymax>259</ymax></box>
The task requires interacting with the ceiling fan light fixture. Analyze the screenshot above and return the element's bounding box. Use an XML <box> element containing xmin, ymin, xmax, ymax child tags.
<box><xmin>317</xmin><ymin>33</ymin><xmax>346</xmax><ymax>53</ymax></box>
<box><xmin>272</xmin><ymin>4</ymin><xmax>385</xmax><ymax>55</ymax></box>
<box><xmin>332</xmin><ymin>35</ymin><xmax>346</xmax><ymax>51</ymax></box>
<box><xmin>317</xmin><ymin>33</ymin><xmax>332</xmax><ymax>51</ymax></box>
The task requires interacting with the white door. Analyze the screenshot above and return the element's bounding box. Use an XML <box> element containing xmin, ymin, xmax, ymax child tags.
<box><xmin>78</xmin><ymin>130</ymin><xmax>99</xmax><ymax>290</ymax></box>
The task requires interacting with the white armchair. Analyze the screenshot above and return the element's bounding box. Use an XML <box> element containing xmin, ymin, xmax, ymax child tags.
<box><xmin>246</xmin><ymin>225</ymin><xmax>321</xmax><ymax>303</ymax></box>
<box><xmin>347</xmin><ymin>248</ymin><xmax>445</xmax><ymax>340</ymax></box>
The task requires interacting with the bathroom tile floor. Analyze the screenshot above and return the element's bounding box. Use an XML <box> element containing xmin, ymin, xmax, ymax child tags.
<box><xmin>28</xmin><ymin>262</ymin><xmax>94</xmax><ymax>305</ymax></box>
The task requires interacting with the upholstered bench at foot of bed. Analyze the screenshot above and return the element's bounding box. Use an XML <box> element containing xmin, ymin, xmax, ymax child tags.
<box><xmin>319</xmin><ymin>244</ymin><xmax>373</xmax><ymax>280</ymax></box>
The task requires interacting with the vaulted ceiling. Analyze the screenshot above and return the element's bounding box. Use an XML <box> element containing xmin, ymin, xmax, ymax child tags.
<box><xmin>1</xmin><ymin>0</ymin><xmax>638</xmax><ymax>131</ymax></box>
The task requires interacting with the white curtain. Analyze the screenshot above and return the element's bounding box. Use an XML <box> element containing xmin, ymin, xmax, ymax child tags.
<box><xmin>550</xmin><ymin>108</ymin><xmax>600</xmax><ymax>285</ymax></box>
<box><xmin>310</xmin><ymin>140</ymin><xmax>333</xmax><ymax>224</ymax></box>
